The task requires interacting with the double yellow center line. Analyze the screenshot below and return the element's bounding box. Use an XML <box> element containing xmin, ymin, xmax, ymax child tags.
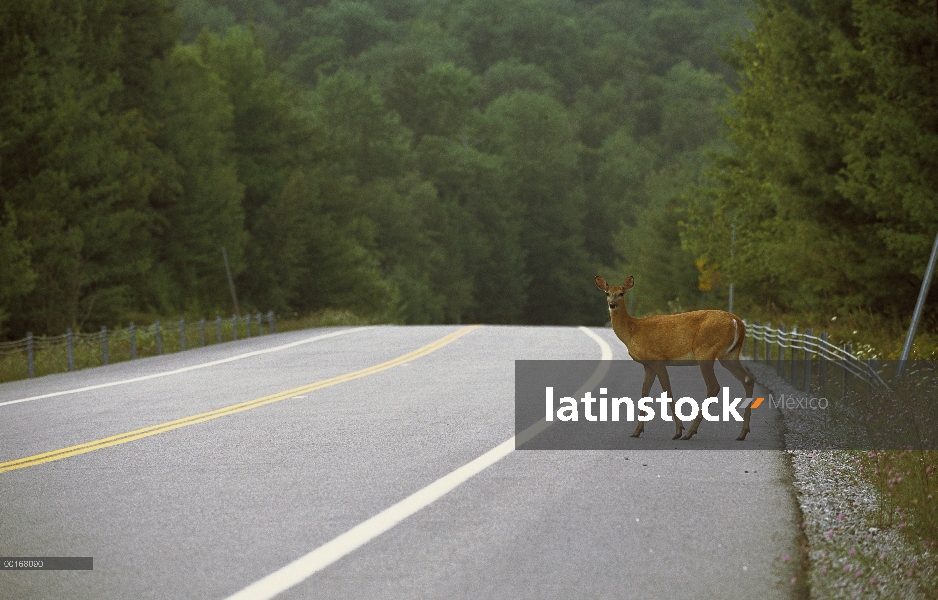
<box><xmin>0</xmin><ymin>326</ymin><xmax>480</xmax><ymax>474</ymax></box>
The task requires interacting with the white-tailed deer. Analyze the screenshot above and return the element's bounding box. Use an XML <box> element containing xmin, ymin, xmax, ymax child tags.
<box><xmin>595</xmin><ymin>275</ymin><xmax>756</xmax><ymax>441</ymax></box>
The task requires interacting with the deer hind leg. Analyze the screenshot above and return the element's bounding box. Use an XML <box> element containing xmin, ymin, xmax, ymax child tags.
<box><xmin>719</xmin><ymin>357</ymin><xmax>755</xmax><ymax>440</ymax></box>
<box><xmin>652</xmin><ymin>364</ymin><xmax>683</xmax><ymax>440</ymax></box>
<box><xmin>631</xmin><ymin>364</ymin><xmax>656</xmax><ymax>438</ymax></box>
<box><xmin>682</xmin><ymin>360</ymin><xmax>720</xmax><ymax>440</ymax></box>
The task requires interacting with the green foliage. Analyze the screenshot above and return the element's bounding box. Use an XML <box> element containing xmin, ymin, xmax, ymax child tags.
<box><xmin>483</xmin><ymin>91</ymin><xmax>594</xmax><ymax>324</ymax></box>
<box><xmin>684</xmin><ymin>0</ymin><xmax>938</xmax><ymax>325</ymax></box>
<box><xmin>0</xmin><ymin>0</ymin><xmax>172</xmax><ymax>334</ymax></box>
<box><xmin>0</xmin><ymin>0</ymin><xmax>751</xmax><ymax>335</ymax></box>
<box><xmin>147</xmin><ymin>43</ymin><xmax>246</xmax><ymax>314</ymax></box>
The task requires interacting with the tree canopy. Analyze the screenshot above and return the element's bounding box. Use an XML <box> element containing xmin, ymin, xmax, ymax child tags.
<box><xmin>1</xmin><ymin>0</ymin><xmax>751</xmax><ymax>336</ymax></box>
<box><xmin>684</xmin><ymin>0</ymin><xmax>938</xmax><ymax>323</ymax></box>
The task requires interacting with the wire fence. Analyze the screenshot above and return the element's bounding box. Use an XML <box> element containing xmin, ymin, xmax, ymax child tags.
<box><xmin>0</xmin><ymin>311</ymin><xmax>276</xmax><ymax>383</ymax></box>
<box><xmin>744</xmin><ymin>320</ymin><xmax>888</xmax><ymax>395</ymax></box>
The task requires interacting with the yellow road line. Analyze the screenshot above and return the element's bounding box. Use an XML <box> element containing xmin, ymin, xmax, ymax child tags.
<box><xmin>0</xmin><ymin>325</ymin><xmax>481</xmax><ymax>474</ymax></box>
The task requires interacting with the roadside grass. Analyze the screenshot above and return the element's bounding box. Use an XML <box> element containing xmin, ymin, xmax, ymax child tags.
<box><xmin>739</xmin><ymin>306</ymin><xmax>938</xmax><ymax>361</ymax></box>
<box><xmin>742</xmin><ymin>303</ymin><xmax>938</xmax><ymax>576</ymax></box>
<box><xmin>0</xmin><ymin>308</ymin><xmax>376</xmax><ymax>384</ymax></box>
<box><xmin>858</xmin><ymin>450</ymin><xmax>938</xmax><ymax>552</ymax></box>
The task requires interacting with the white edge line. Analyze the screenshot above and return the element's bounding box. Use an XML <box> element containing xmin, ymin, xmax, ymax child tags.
<box><xmin>225</xmin><ymin>325</ymin><xmax>613</xmax><ymax>600</ymax></box>
<box><xmin>0</xmin><ymin>327</ymin><xmax>374</xmax><ymax>408</ymax></box>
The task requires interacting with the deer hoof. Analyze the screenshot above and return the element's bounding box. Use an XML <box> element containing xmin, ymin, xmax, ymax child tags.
<box><xmin>680</xmin><ymin>433</ymin><xmax>693</xmax><ymax>441</ymax></box>
<box><xmin>671</xmin><ymin>433</ymin><xmax>682</xmax><ymax>440</ymax></box>
<box><xmin>630</xmin><ymin>433</ymin><xmax>641</xmax><ymax>438</ymax></box>
<box><xmin>736</xmin><ymin>431</ymin><xmax>749</xmax><ymax>441</ymax></box>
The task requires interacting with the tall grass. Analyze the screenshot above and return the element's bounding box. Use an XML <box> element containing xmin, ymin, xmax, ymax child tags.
<box><xmin>859</xmin><ymin>450</ymin><xmax>938</xmax><ymax>550</ymax></box>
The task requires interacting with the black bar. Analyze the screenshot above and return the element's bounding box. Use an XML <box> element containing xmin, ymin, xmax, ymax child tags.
<box><xmin>2</xmin><ymin>557</ymin><xmax>93</xmax><ymax>570</ymax></box>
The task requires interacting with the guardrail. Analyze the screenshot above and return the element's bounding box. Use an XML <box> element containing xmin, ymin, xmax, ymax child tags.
<box><xmin>0</xmin><ymin>311</ymin><xmax>275</xmax><ymax>381</ymax></box>
<box><xmin>744</xmin><ymin>320</ymin><xmax>888</xmax><ymax>392</ymax></box>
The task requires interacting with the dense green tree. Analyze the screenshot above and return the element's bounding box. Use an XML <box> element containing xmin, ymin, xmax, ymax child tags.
<box><xmin>196</xmin><ymin>29</ymin><xmax>393</xmax><ymax>314</ymax></box>
<box><xmin>444</xmin><ymin>0</ymin><xmax>584</xmax><ymax>99</ymax></box>
<box><xmin>685</xmin><ymin>0</ymin><xmax>938</xmax><ymax>319</ymax></box>
<box><xmin>0</xmin><ymin>0</ymin><xmax>174</xmax><ymax>334</ymax></box>
<box><xmin>482</xmin><ymin>91</ymin><xmax>593</xmax><ymax>324</ymax></box>
<box><xmin>0</xmin><ymin>0</ymin><xmax>755</xmax><ymax>336</ymax></box>
<box><xmin>146</xmin><ymin>43</ymin><xmax>246</xmax><ymax>314</ymax></box>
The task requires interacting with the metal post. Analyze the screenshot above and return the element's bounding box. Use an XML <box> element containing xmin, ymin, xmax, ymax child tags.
<box><xmin>819</xmin><ymin>331</ymin><xmax>828</xmax><ymax>391</ymax></box>
<box><xmin>728</xmin><ymin>221</ymin><xmax>736</xmax><ymax>314</ymax></box>
<box><xmin>130</xmin><ymin>322</ymin><xmax>136</xmax><ymax>360</ymax></box>
<box><xmin>752</xmin><ymin>321</ymin><xmax>760</xmax><ymax>360</ymax></box>
<box><xmin>268</xmin><ymin>311</ymin><xmax>275</xmax><ymax>334</ymax></box>
<box><xmin>155</xmin><ymin>320</ymin><xmax>162</xmax><ymax>355</ymax></box>
<box><xmin>843</xmin><ymin>343</ymin><xmax>853</xmax><ymax>396</ymax></box>
<box><xmin>898</xmin><ymin>231</ymin><xmax>938</xmax><ymax>376</ymax></box>
<box><xmin>27</xmin><ymin>332</ymin><xmax>34</xmax><ymax>378</ymax></box>
<box><xmin>222</xmin><ymin>246</ymin><xmax>240</xmax><ymax>315</ymax></box>
<box><xmin>801</xmin><ymin>327</ymin><xmax>814</xmax><ymax>393</ymax></box>
<box><xmin>179</xmin><ymin>317</ymin><xmax>185</xmax><ymax>351</ymax></box>
<box><xmin>867</xmin><ymin>358</ymin><xmax>876</xmax><ymax>399</ymax></box>
<box><xmin>777</xmin><ymin>324</ymin><xmax>786</xmax><ymax>377</ymax></box>
<box><xmin>245</xmin><ymin>313</ymin><xmax>251</xmax><ymax>339</ymax></box>
<box><xmin>200</xmin><ymin>318</ymin><xmax>206</xmax><ymax>347</ymax></box>
<box><xmin>216</xmin><ymin>315</ymin><xmax>222</xmax><ymax>344</ymax></box>
<box><xmin>256</xmin><ymin>311</ymin><xmax>262</xmax><ymax>335</ymax></box>
<box><xmin>790</xmin><ymin>326</ymin><xmax>799</xmax><ymax>387</ymax></box>
<box><xmin>67</xmin><ymin>329</ymin><xmax>74</xmax><ymax>371</ymax></box>
<box><xmin>763</xmin><ymin>322</ymin><xmax>771</xmax><ymax>364</ymax></box>
<box><xmin>232</xmin><ymin>315</ymin><xmax>238</xmax><ymax>341</ymax></box>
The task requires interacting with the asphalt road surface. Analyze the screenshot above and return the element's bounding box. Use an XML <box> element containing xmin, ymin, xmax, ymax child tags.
<box><xmin>0</xmin><ymin>325</ymin><xmax>805</xmax><ymax>599</ymax></box>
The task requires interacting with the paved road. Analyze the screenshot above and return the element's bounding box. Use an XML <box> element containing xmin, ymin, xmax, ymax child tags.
<box><xmin>0</xmin><ymin>325</ymin><xmax>804</xmax><ymax>599</ymax></box>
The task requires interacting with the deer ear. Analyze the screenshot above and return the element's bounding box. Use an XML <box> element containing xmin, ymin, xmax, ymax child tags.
<box><xmin>623</xmin><ymin>276</ymin><xmax>634</xmax><ymax>290</ymax></box>
<box><xmin>594</xmin><ymin>276</ymin><xmax>608</xmax><ymax>291</ymax></box>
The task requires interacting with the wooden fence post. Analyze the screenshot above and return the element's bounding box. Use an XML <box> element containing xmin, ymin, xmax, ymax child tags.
<box><xmin>155</xmin><ymin>320</ymin><xmax>162</xmax><ymax>355</ymax></box>
<box><xmin>67</xmin><ymin>329</ymin><xmax>74</xmax><ymax>371</ymax></box>
<box><xmin>101</xmin><ymin>326</ymin><xmax>108</xmax><ymax>365</ymax></box>
<box><xmin>27</xmin><ymin>332</ymin><xmax>34</xmax><ymax>378</ymax></box>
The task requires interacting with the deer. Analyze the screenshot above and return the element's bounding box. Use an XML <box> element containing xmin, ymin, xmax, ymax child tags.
<box><xmin>595</xmin><ymin>275</ymin><xmax>756</xmax><ymax>441</ymax></box>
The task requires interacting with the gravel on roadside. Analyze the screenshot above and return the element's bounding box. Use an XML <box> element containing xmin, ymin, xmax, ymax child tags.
<box><xmin>747</xmin><ymin>361</ymin><xmax>938</xmax><ymax>599</ymax></box>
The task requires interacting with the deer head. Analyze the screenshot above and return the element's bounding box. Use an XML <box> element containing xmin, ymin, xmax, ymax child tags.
<box><xmin>594</xmin><ymin>275</ymin><xmax>634</xmax><ymax>312</ymax></box>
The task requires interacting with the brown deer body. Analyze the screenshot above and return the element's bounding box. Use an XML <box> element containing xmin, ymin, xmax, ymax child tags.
<box><xmin>595</xmin><ymin>276</ymin><xmax>756</xmax><ymax>441</ymax></box>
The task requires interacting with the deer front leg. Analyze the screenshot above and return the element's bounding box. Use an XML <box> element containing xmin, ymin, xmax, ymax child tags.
<box><xmin>681</xmin><ymin>413</ymin><xmax>705</xmax><ymax>441</ymax></box>
<box><xmin>682</xmin><ymin>360</ymin><xmax>720</xmax><ymax>441</ymax></box>
<box><xmin>737</xmin><ymin>406</ymin><xmax>752</xmax><ymax>441</ymax></box>
<box><xmin>653</xmin><ymin>364</ymin><xmax>683</xmax><ymax>440</ymax></box>
<box><xmin>631</xmin><ymin>364</ymin><xmax>657</xmax><ymax>438</ymax></box>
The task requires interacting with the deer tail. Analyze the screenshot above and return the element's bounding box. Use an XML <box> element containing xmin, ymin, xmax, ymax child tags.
<box><xmin>726</xmin><ymin>316</ymin><xmax>746</xmax><ymax>356</ymax></box>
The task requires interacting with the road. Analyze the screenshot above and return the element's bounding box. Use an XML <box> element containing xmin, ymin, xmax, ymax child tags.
<box><xmin>0</xmin><ymin>325</ymin><xmax>805</xmax><ymax>599</ymax></box>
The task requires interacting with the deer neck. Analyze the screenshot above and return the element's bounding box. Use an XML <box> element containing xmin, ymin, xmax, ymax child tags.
<box><xmin>610</xmin><ymin>308</ymin><xmax>638</xmax><ymax>349</ymax></box>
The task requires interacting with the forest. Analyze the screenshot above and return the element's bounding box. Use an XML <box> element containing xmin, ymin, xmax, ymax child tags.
<box><xmin>0</xmin><ymin>0</ymin><xmax>935</xmax><ymax>340</ymax></box>
<box><xmin>0</xmin><ymin>0</ymin><xmax>748</xmax><ymax>336</ymax></box>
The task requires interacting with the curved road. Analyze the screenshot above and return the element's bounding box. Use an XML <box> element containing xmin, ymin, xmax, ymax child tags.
<box><xmin>0</xmin><ymin>325</ymin><xmax>804</xmax><ymax>599</ymax></box>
